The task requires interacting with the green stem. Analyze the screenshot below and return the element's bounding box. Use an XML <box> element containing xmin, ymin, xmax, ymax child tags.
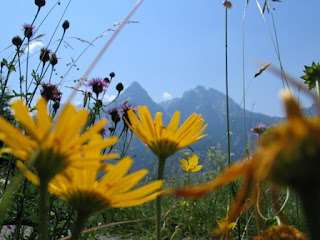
<box><xmin>25</xmin><ymin>40</ymin><xmax>30</xmax><ymax>102</ymax></box>
<box><xmin>15</xmin><ymin>179</ymin><xmax>28</xmax><ymax>240</ymax></box>
<box><xmin>54</xmin><ymin>208</ymin><xmax>75</xmax><ymax>240</ymax></box>
<box><xmin>156</xmin><ymin>156</ymin><xmax>167</xmax><ymax>240</ymax></box>
<box><xmin>70</xmin><ymin>211</ymin><xmax>89</xmax><ymax>240</ymax></box>
<box><xmin>315</xmin><ymin>80</ymin><xmax>320</xmax><ymax>103</ymax></box>
<box><xmin>39</xmin><ymin>179</ymin><xmax>50</xmax><ymax>240</ymax></box>
<box><xmin>295</xmin><ymin>193</ymin><xmax>300</xmax><ymax>230</ymax></box>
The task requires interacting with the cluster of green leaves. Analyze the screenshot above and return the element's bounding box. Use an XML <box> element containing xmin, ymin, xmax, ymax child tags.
<box><xmin>301</xmin><ymin>62</ymin><xmax>320</xmax><ymax>90</ymax></box>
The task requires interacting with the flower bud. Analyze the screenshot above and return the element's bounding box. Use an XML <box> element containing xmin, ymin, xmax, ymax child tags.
<box><xmin>40</xmin><ymin>48</ymin><xmax>51</xmax><ymax>64</ymax></box>
<box><xmin>223</xmin><ymin>0</ymin><xmax>232</xmax><ymax>9</ymax></box>
<box><xmin>35</xmin><ymin>0</ymin><xmax>45</xmax><ymax>8</ymax></box>
<box><xmin>116</xmin><ymin>83</ymin><xmax>124</xmax><ymax>93</ymax></box>
<box><xmin>62</xmin><ymin>20</ymin><xmax>69</xmax><ymax>31</ymax></box>
<box><xmin>12</xmin><ymin>36</ymin><xmax>23</xmax><ymax>47</ymax></box>
<box><xmin>50</xmin><ymin>53</ymin><xmax>58</xmax><ymax>66</ymax></box>
<box><xmin>109</xmin><ymin>72</ymin><xmax>115</xmax><ymax>78</ymax></box>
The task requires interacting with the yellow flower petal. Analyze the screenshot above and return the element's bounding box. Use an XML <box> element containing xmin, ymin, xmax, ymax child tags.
<box><xmin>126</xmin><ymin>106</ymin><xmax>207</xmax><ymax>159</ymax></box>
<box><xmin>0</xmin><ymin>98</ymin><xmax>118</xmax><ymax>182</ymax></box>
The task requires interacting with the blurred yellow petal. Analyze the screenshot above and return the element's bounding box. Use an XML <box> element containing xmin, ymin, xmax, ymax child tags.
<box><xmin>22</xmin><ymin>157</ymin><xmax>164</xmax><ymax>215</ymax></box>
<box><xmin>188</xmin><ymin>155</ymin><xmax>199</xmax><ymax>166</ymax></box>
<box><xmin>11</xmin><ymin>100</ymin><xmax>40</xmax><ymax>141</ymax></box>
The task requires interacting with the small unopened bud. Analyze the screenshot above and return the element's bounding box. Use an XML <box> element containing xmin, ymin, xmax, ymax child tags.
<box><xmin>104</xmin><ymin>77</ymin><xmax>110</xmax><ymax>84</ymax></box>
<box><xmin>223</xmin><ymin>0</ymin><xmax>232</xmax><ymax>9</ymax></box>
<box><xmin>116</xmin><ymin>83</ymin><xmax>124</xmax><ymax>93</ymax></box>
<box><xmin>35</xmin><ymin>0</ymin><xmax>46</xmax><ymax>8</ymax></box>
<box><xmin>50</xmin><ymin>53</ymin><xmax>58</xmax><ymax>66</ymax></box>
<box><xmin>12</xmin><ymin>36</ymin><xmax>23</xmax><ymax>47</ymax></box>
<box><xmin>1</xmin><ymin>61</ymin><xmax>5</xmax><ymax>69</ymax></box>
<box><xmin>62</xmin><ymin>20</ymin><xmax>69</xmax><ymax>31</ymax></box>
<box><xmin>109</xmin><ymin>72</ymin><xmax>115</xmax><ymax>78</ymax></box>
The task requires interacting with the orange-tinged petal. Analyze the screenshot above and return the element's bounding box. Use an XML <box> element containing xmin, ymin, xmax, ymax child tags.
<box><xmin>164</xmin><ymin>161</ymin><xmax>249</xmax><ymax>198</ymax></box>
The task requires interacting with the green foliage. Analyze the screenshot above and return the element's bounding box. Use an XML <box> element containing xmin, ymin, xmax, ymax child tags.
<box><xmin>301</xmin><ymin>62</ymin><xmax>320</xmax><ymax>90</ymax></box>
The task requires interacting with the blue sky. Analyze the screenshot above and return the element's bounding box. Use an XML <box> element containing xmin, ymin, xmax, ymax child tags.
<box><xmin>2</xmin><ymin>0</ymin><xmax>320</xmax><ymax>117</ymax></box>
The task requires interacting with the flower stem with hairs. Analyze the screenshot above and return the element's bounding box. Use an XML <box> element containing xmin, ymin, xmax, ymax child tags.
<box><xmin>39</xmin><ymin>178</ymin><xmax>50</xmax><ymax>240</ymax></box>
<box><xmin>156</xmin><ymin>156</ymin><xmax>166</xmax><ymax>240</ymax></box>
<box><xmin>70</xmin><ymin>211</ymin><xmax>90</xmax><ymax>240</ymax></box>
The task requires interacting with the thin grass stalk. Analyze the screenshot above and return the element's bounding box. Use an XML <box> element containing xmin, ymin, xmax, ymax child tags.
<box><xmin>3</xmin><ymin>155</ymin><xmax>14</xmax><ymax>190</ymax></box>
<box><xmin>295</xmin><ymin>193</ymin><xmax>300</xmax><ymax>229</ymax></box>
<box><xmin>15</xmin><ymin>46</ymin><xmax>23</xmax><ymax>99</ymax></box>
<box><xmin>224</xmin><ymin>3</ymin><xmax>233</xmax><ymax>216</ymax></box>
<box><xmin>54</xmin><ymin>209</ymin><xmax>75</xmax><ymax>240</ymax></box>
<box><xmin>14</xmin><ymin>179</ymin><xmax>28</xmax><ymax>240</ymax></box>
<box><xmin>29</xmin><ymin>0</ymin><xmax>72</xmax><ymax>84</ymax></box>
<box><xmin>25</xmin><ymin>40</ymin><xmax>30</xmax><ymax>102</ymax></box>
<box><xmin>66</xmin><ymin>0</ymin><xmax>144</xmax><ymax>104</ymax></box>
<box><xmin>255</xmin><ymin>0</ymin><xmax>289</xmax><ymax>90</ymax></box>
<box><xmin>0</xmin><ymin>6</ymin><xmax>40</xmax><ymax>111</ymax></box>
<box><xmin>224</xmin><ymin>8</ymin><xmax>231</xmax><ymax>169</ymax></box>
<box><xmin>242</xmin><ymin>1</ymin><xmax>249</xmax><ymax>158</ymax></box>
<box><xmin>27</xmin><ymin>19</ymin><xmax>69</xmax><ymax>106</ymax></box>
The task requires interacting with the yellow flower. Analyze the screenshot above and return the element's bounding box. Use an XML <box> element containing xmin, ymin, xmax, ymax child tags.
<box><xmin>0</xmin><ymin>98</ymin><xmax>118</xmax><ymax>180</ymax></box>
<box><xmin>17</xmin><ymin>157</ymin><xmax>163</xmax><ymax>215</ymax></box>
<box><xmin>211</xmin><ymin>218</ymin><xmax>237</xmax><ymax>236</ymax></box>
<box><xmin>125</xmin><ymin>106</ymin><xmax>207</xmax><ymax>159</ymax></box>
<box><xmin>164</xmin><ymin>91</ymin><xmax>320</xmax><ymax>236</ymax></box>
<box><xmin>180</xmin><ymin>154</ymin><xmax>203</xmax><ymax>172</ymax></box>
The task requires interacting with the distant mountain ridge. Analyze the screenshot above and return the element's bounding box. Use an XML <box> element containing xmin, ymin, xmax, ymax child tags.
<box><xmin>107</xmin><ymin>81</ymin><xmax>282</xmax><ymax>172</ymax></box>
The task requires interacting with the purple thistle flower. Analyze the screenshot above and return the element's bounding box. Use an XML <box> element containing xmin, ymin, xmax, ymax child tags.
<box><xmin>120</xmin><ymin>104</ymin><xmax>136</xmax><ymax>129</ymax></box>
<box><xmin>108</xmin><ymin>107</ymin><xmax>121</xmax><ymax>124</ymax></box>
<box><xmin>22</xmin><ymin>24</ymin><xmax>36</xmax><ymax>39</ymax></box>
<box><xmin>251</xmin><ymin>123</ymin><xmax>267</xmax><ymax>136</ymax></box>
<box><xmin>87</xmin><ymin>77</ymin><xmax>110</xmax><ymax>97</ymax></box>
<box><xmin>120</xmin><ymin>104</ymin><xmax>136</xmax><ymax>114</ymax></box>
<box><xmin>40</xmin><ymin>83</ymin><xmax>62</xmax><ymax>102</ymax></box>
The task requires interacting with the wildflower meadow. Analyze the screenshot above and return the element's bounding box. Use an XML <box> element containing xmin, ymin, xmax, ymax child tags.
<box><xmin>0</xmin><ymin>0</ymin><xmax>319</xmax><ymax>239</ymax></box>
